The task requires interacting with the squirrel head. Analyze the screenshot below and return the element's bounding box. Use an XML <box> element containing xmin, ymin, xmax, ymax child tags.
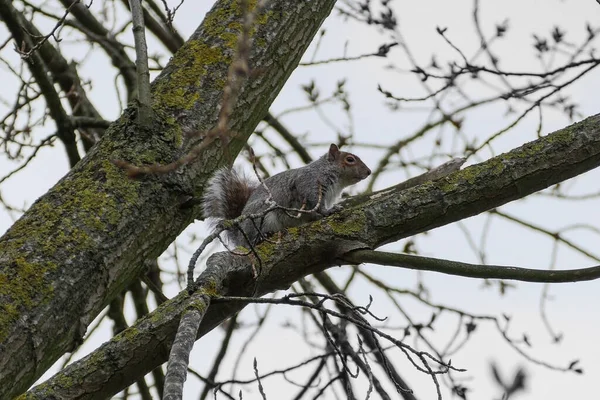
<box><xmin>327</xmin><ymin>143</ymin><xmax>371</xmax><ymax>186</ymax></box>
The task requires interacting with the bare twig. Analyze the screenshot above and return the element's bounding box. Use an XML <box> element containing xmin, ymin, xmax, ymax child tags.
<box><xmin>253</xmin><ymin>358</ymin><xmax>268</xmax><ymax>400</ymax></box>
<box><xmin>128</xmin><ymin>0</ymin><xmax>153</xmax><ymax>126</ymax></box>
<box><xmin>343</xmin><ymin>249</ymin><xmax>600</xmax><ymax>283</ymax></box>
<box><xmin>198</xmin><ymin>315</ymin><xmax>238</xmax><ymax>400</ymax></box>
<box><xmin>17</xmin><ymin>0</ymin><xmax>84</xmax><ymax>59</ymax></box>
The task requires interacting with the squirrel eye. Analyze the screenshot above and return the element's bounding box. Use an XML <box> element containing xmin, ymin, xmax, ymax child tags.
<box><xmin>345</xmin><ymin>156</ymin><xmax>356</xmax><ymax>163</ymax></box>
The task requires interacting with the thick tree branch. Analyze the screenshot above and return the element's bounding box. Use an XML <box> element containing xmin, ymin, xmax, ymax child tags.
<box><xmin>25</xmin><ymin>112</ymin><xmax>600</xmax><ymax>398</ymax></box>
<box><xmin>0</xmin><ymin>0</ymin><xmax>339</xmax><ymax>397</ymax></box>
<box><xmin>348</xmin><ymin>113</ymin><xmax>600</xmax><ymax>247</ymax></box>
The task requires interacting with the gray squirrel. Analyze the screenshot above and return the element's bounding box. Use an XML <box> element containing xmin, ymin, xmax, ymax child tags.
<box><xmin>202</xmin><ymin>144</ymin><xmax>371</xmax><ymax>247</ymax></box>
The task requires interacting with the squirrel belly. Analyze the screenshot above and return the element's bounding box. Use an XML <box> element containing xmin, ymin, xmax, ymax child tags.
<box><xmin>201</xmin><ymin>144</ymin><xmax>371</xmax><ymax>247</ymax></box>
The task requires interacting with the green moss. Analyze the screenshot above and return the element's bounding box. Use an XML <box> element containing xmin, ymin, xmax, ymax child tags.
<box><xmin>0</xmin><ymin>257</ymin><xmax>57</xmax><ymax>341</ymax></box>
<box><xmin>0</xmin><ymin>301</ymin><xmax>18</xmax><ymax>341</ymax></box>
<box><xmin>255</xmin><ymin>239</ymin><xmax>276</xmax><ymax>260</ymax></box>
<box><xmin>327</xmin><ymin>211</ymin><xmax>367</xmax><ymax>237</ymax></box>
<box><xmin>489</xmin><ymin>158</ymin><xmax>506</xmax><ymax>174</ymax></box>
<box><xmin>458</xmin><ymin>165</ymin><xmax>479</xmax><ymax>184</ymax></box>
<box><xmin>163</xmin><ymin>119</ymin><xmax>183</xmax><ymax>147</ymax></box>
<box><xmin>221</xmin><ymin>31</ymin><xmax>240</xmax><ymax>50</ymax></box>
<box><xmin>147</xmin><ymin>300</ymin><xmax>180</xmax><ymax>324</ymax></box>
<box><xmin>101</xmin><ymin>160</ymin><xmax>140</xmax><ymax>204</ymax></box>
<box><xmin>202</xmin><ymin>0</ymin><xmax>253</xmax><ymax>40</ymax></box>
<box><xmin>437</xmin><ymin>114</ymin><xmax>590</xmax><ymax>194</ymax></box>
<box><xmin>86</xmin><ymin>346</ymin><xmax>108</xmax><ymax>368</ymax></box>
<box><xmin>436</xmin><ymin>170</ymin><xmax>464</xmax><ymax>193</ymax></box>
<box><xmin>45</xmin><ymin>160</ymin><xmax>139</xmax><ymax>243</ymax></box>
<box><xmin>151</xmin><ymin>0</ymin><xmax>279</xmax><ymax>113</ymax></box>
<box><xmin>284</xmin><ymin>226</ymin><xmax>301</xmax><ymax>241</ymax></box>
<box><xmin>200</xmin><ymin>278</ymin><xmax>221</xmax><ymax>297</ymax></box>
<box><xmin>0</xmin><ymin>154</ymin><xmax>141</xmax><ymax>342</ymax></box>
<box><xmin>153</xmin><ymin>40</ymin><xmax>226</xmax><ymax>110</ymax></box>
<box><xmin>188</xmin><ymin>300</ymin><xmax>209</xmax><ymax>314</ymax></box>
<box><xmin>436</xmin><ymin>160</ymin><xmax>493</xmax><ymax>193</ymax></box>
<box><xmin>118</xmin><ymin>326</ymin><xmax>140</xmax><ymax>343</ymax></box>
<box><xmin>254</xmin><ymin>36</ymin><xmax>267</xmax><ymax>48</ymax></box>
<box><xmin>52</xmin><ymin>372</ymin><xmax>74</xmax><ymax>389</ymax></box>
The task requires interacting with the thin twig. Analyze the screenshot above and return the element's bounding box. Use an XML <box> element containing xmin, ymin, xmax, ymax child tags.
<box><xmin>343</xmin><ymin>249</ymin><xmax>600</xmax><ymax>283</ymax></box>
<box><xmin>128</xmin><ymin>0</ymin><xmax>153</xmax><ymax>126</ymax></box>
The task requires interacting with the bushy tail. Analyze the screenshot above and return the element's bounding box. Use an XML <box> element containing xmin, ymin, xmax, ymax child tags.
<box><xmin>202</xmin><ymin>168</ymin><xmax>257</xmax><ymax>222</ymax></box>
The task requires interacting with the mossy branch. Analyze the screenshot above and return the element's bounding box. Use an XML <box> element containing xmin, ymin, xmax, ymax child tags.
<box><xmin>24</xmin><ymin>112</ymin><xmax>600</xmax><ymax>398</ymax></box>
<box><xmin>0</xmin><ymin>0</ymin><xmax>339</xmax><ymax>397</ymax></box>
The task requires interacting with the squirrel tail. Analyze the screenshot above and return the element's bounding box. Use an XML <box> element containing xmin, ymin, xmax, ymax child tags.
<box><xmin>202</xmin><ymin>168</ymin><xmax>256</xmax><ymax>222</ymax></box>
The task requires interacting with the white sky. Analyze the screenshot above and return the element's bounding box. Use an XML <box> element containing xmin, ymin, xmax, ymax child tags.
<box><xmin>1</xmin><ymin>0</ymin><xmax>600</xmax><ymax>399</ymax></box>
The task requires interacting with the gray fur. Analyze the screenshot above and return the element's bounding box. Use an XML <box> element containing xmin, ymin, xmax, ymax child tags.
<box><xmin>202</xmin><ymin>168</ymin><xmax>257</xmax><ymax>221</ymax></box>
<box><xmin>202</xmin><ymin>145</ymin><xmax>371</xmax><ymax>247</ymax></box>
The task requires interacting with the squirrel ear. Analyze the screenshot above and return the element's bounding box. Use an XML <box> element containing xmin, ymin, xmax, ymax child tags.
<box><xmin>328</xmin><ymin>143</ymin><xmax>339</xmax><ymax>161</ymax></box>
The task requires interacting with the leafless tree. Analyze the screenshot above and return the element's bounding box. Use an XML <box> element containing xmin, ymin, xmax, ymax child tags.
<box><xmin>0</xmin><ymin>0</ymin><xmax>598</xmax><ymax>399</ymax></box>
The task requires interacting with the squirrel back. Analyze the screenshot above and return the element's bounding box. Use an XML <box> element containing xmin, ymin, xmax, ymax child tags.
<box><xmin>202</xmin><ymin>144</ymin><xmax>371</xmax><ymax>247</ymax></box>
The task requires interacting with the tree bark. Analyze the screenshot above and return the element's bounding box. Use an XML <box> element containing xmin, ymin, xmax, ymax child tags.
<box><xmin>24</xmin><ymin>113</ymin><xmax>600</xmax><ymax>399</ymax></box>
<box><xmin>0</xmin><ymin>0</ymin><xmax>337</xmax><ymax>397</ymax></box>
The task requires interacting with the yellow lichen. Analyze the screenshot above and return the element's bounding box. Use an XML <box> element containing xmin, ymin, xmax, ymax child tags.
<box><xmin>152</xmin><ymin>41</ymin><xmax>227</xmax><ymax>110</ymax></box>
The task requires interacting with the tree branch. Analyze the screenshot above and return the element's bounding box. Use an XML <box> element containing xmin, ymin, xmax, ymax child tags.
<box><xmin>0</xmin><ymin>0</ymin><xmax>81</xmax><ymax>167</ymax></box>
<box><xmin>0</xmin><ymin>0</ymin><xmax>340</xmax><ymax>397</ymax></box>
<box><xmin>263</xmin><ymin>111</ymin><xmax>312</xmax><ymax>164</ymax></box>
<box><xmin>198</xmin><ymin>314</ymin><xmax>237</xmax><ymax>400</ymax></box>
<box><xmin>24</xmin><ymin>112</ymin><xmax>600</xmax><ymax>398</ymax></box>
<box><xmin>128</xmin><ymin>0</ymin><xmax>153</xmax><ymax>126</ymax></box>
<box><xmin>59</xmin><ymin>0</ymin><xmax>138</xmax><ymax>102</ymax></box>
<box><xmin>14</xmin><ymin>8</ymin><xmax>108</xmax><ymax>149</ymax></box>
<box><xmin>313</xmin><ymin>272</ymin><xmax>417</xmax><ymax>400</ymax></box>
<box><xmin>343</xmin><ymin>249</ymin><xmax>600</xmax><ymax>283</ymax></box>
<box><xmin>119</xmin><ymin>0</ymin><xmax>185</xmax><ymax>54</ymax></box>
<box><xmin>163</xmin><ymin>295</ymin><xmax>211</xmax><ymax>400</ymax></box>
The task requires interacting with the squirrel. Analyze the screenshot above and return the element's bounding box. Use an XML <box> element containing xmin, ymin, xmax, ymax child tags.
<box><xmin>202</xmin><ymin>143</ymin><xmax>371</xmax><ymax>247</ymax></box>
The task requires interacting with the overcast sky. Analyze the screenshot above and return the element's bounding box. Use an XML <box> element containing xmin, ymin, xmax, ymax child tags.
<box><xmin>1</xmin><ymin>0</ymin><xmax>600</xmax><ymax>399</ymax></box>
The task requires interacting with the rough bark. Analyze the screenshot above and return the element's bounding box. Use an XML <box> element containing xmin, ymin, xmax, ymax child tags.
<box><xmin>162</xmin><ymin>296</ymin><xmax>210</xmax><ymax>400</ymax></box>
<box><xmin>24</xmin><ymin>113</ymin><xmax>600</xmax><ymax>399</ymax></box>
<box><xmin>0</xmin><ymin>0</ymin><xmax>338</xmax><ymax>397</ymax></box>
